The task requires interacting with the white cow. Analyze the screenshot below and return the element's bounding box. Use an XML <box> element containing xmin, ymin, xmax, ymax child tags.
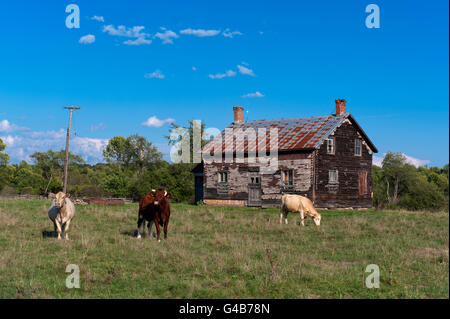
<box><xmin>280</xmin><ymin>194</ymin><xmax>321</xmax><ymax>226</ymax></box>
<box><xmin>48</xmin><ymin>192</ymin><xmax>76</xmax><ymax>240</ymax></box>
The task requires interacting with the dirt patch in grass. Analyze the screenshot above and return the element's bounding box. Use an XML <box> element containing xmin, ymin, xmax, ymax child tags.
<box><xmin>412</xmin><ymin>247</ymin><xmax>449</xmax><ymax>259</ymax></box>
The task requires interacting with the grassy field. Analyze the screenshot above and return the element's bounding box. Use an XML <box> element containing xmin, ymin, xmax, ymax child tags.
<box><xmin>0</xmin><ymin>198</ymin><xmax>448</xmax><ymax>299</ymax></box>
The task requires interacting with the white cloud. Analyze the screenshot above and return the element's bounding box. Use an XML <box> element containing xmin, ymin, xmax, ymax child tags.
<box><xmin>124</xmin><ymin>37</ymin><xmax>152</xmax><ymax>46</ymax></box>
<box><xmin>1</xmin><ymin>129</ymin><xmax>108</xmax><ymax>164</ymax></box>
<box><xmin>373</xmin><ymin>155</ymin><xmax>383</xmax><ymax>167</ymax></box>
<box><xmin>103</xmin><ymin>25</ymin><xmax>148</xmax><ymax>38</ymax></box>
<box><xmin>103</xmin><ymin>24</ymin><xmax>151</xmax><ymax>45</ymax></box>
<box><xmin>142</xmin><ymin>116</ymin><xmax>175</xmax><ymax>128</ymax></box>
<box><xmin>144</xmin><ymin>70</ymin><xmax>165</xmax><ymax>79</ymax></box>
<box><xmin>208</xmin><ymin>70</ymin><xmax>236</xmax><ymax>79</ymax></box>
<box><xmin>79</xmin><ymin>34</ymin><xmax>95</xmax><ymax>44</ymax></box>
<box><xmin>154</xmin><ymin>30</ymin><xmax>178</xmax><ymax>44</ymax></box>
<box><xmin>71</xmin><ymin>136</ymin><xmax>109</xmax><ymax>163</ymax></box>
<box><xmin>91</xmin><ymin>16</ymin><xmax>105</xmax><ymax>23</ymax></box>
<box><xmin>180</xmin><ymin>28</ymin><xmax>221</xmax><ymax>37</ymax></box>
<box><xmin>0</xmin><ymin>119</ymin><xmax>29</xmax><ymax>133</ymax></box>
<box><xmin>237</xmin><ymin>64</ymin><xmax>255</xmax><ymax>76</ymax></box>
<box><xmin>242</xmin><ymin>91</ymin><xmax>264</xmax><ymax>98</ymax></box>
<box><xmin>373</xmin><ymin>153</ymin><xmax>431</xmax><ymax>168</ymax></box>
<box><xmin>223</xmin><ymin>28</ymin><xmax>243</xmax><ymax>38</ymax></box>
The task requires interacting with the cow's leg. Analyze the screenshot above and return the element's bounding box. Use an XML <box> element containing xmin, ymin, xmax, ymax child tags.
<box><xmin>299</xmin><ymin>209</ymin><xmax>305</xmax><ymax>227</ymax></box>
<box><xmin>53</xmin><ymin>221</ymin><xmax>57</xmax><ymax>237</ymax></box>
<box><xmin>64</xmin><ymin>220</ymin><xmax>72</xmax><ymax>240</ymax></box>
<box><xmin>279</xmin><ymin>206</ymin><xmax>284</xmax><ymax>224</ymax></box>
<box><xmin>163</xmin><ymin>218</ymin><xmax>169</xmax><ymax>240</ymax></box>
<box><xmin>137</xmin><ymin>215</ymin><xmax>144</xmax><ymax>239</ymax></box>
<box><xmin>148</xmin><ymin>220</ymin><xmax>155</xmax><ymax>238</ymax></box>
<box><xmin>284</xmin><ymin>211</ymin><xmax>288</xmax><ymax>225</ymax></box>
<box><xmin>154</xmin><ymin>220</ymin><xmax>161</xmax><ymax>242</ymax></box>
<box><xmin>55</xmin><ymin>220</ymin><xmax>63</xmax><ymax>240</ymax></box>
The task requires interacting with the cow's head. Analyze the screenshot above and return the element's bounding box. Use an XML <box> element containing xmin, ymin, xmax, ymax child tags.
<box><xmin>313</xmin><ymin>213</ymin><xmax>321</xmax><ymax>226</ymax></box>
<box><xmin>153</xmin><ymin>189</ymin><xmax>171</xmax><ymax>206</ymax></box>
<box><xmin>49</xmin><ymin>192</ymin><xmax>70</xmax><ymax>208</ymax></box>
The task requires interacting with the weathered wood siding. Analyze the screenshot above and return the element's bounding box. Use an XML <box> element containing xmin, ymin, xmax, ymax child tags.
<box><xmin>314</xmin><ymin>119</ymin><xmax>373</xmax><ymax>208</ymax></box>
<box><xmin>203</xmin><ymin>152</ymin><xmax>314</xmax><ymax>207</ymax></box>
<box><xmin>202</xmin><ymin>119</ymin><xmax>374</xmax><ymax>209</ymax></box>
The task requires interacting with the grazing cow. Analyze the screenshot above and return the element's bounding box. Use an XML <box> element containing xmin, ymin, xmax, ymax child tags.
<box><xmin>136</xmin><ymin>189</ymin><xmax>171</xmax><ymax>242</ymax></box>
<box><xmin>48</xmin><ymin>192</ymin><xmax>76</xmax><ymax>239</ymax></box>
<box><xmin>280</xmin><ymin>194</ymin><xmax>321</xmax><ymax>226</ymax></box>
<box><xmin>136</xmin><ymin>190</ymin><xmax>157</xmax><ymax>239</ymax></box>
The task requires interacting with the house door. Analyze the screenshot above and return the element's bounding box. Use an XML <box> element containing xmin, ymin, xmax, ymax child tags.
<box><xmin>248</xmin><ymin>173</ymin><xmax>262</xmax><ymax>207</ymax></box>
<box><xmin>359</xmin><ymin>171</ymin><xmax>368</xmax><ymax>196</ymax></box>
<box><xmin>194</xmin><ymin>175</ymin><xmax>204</xmax><ymax>203</ymax></box>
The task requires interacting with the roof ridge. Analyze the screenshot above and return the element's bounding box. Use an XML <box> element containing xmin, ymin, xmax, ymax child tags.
<box><xmin>202</xmin><ymin>113</ymin><xmax>355</xmax><ymax>153</ymax></box>
<box><xmin>228</xmin><ymin>113</ymin><xmax>349</xmax><ymax>126</ymax></box>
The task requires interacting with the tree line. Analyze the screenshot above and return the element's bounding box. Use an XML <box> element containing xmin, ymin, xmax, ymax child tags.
<box><xmin>0</xmin><ymin>131</ymin><xmax>448</xmax><ymax>210</ymax></box>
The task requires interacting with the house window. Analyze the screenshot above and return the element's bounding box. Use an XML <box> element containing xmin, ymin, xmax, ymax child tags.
<box><xmin>250</xmin><ymin>176</ymin><xmax>260</xmax><ymax>184</ymax></box>
<box><xmin>282</xmin><ymin>169</ymin><xmax>294</xmax><ymax>186</ymax></box>
<box><xmin>355</xmin><ymin>138</ymin><xmax>362</xmax><ymax>156</ymax></box>
<box><xmin>218</xmin><ymin>172</ymin><xmax>228</xmax><ymax>183</ymax></box>
<box><xmin>327</xmin><ymin>138</ymin><xmax>335</xmax><ymax>154</ymax></box>
<box><xmin>329</xmin><ymin>170</ymin><xmax>338</xmax><ymax>184</ymax></box>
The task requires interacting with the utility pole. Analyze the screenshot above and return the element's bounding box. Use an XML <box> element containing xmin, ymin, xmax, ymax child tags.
<box><xmin>63</xmin><ymin>106</ymin><xmax>80</xmax><ymax>193</ymax></box>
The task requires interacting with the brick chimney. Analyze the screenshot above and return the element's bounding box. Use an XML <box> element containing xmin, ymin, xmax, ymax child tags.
<box><xmin>335</xmin><ymin>99</ymin><xmax>346</xmax><ymax>116</ymax></box>
<box><xmin>233</xmin><ymin>106</ymin><xmax>244</xmax><ymax>123</ymax></box>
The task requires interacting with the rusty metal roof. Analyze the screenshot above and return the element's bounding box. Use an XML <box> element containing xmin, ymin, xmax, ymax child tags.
<box><xmin>202</xmin><ymin>113</ymin><xmax>378</xmax><ymax>154</ymax></box>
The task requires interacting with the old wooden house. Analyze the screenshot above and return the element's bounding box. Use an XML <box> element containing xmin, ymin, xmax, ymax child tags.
<box><xmin>193</xmin><ymin>99</ymin><xmax>378</xmax><ymax>208</ymax></box>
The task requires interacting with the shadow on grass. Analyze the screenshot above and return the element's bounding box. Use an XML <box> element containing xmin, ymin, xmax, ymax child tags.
<box><xmin>121</xmin><ymin>229</ymin><xmax>138</xmax><ymax>237</ymax></box>
<box><xmin>42</xmin><ymin>230</ymin><xmax>57</xmax><ymax>238</ymax></box>
<box><xmin>121</xmin><ymin>229</ymin><xmax>157</xmax><ymax>239</ymax></box>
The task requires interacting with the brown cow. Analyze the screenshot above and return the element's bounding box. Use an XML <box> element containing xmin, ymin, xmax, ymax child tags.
<box><xmin>136</xmin><ymin>189</ymin><xmax>171</xmax><ymax>242</ymax></box>
<box><xmin>136</xmin><ymin>190</ymin><xmax>156</xmax><ymax>239</ymax></box>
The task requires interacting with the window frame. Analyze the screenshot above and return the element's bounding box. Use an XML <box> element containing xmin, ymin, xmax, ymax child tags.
<box><xmin>326</xmin><ymin>137</ymin><xmax>335</xmax><ymax>155</ymax></box>
<box><xmin>328</xmin><ymin>169</ymin><xmax>339</xmax><ymax>184</ymax></box>
<box><xmin>218</xmin><ymin>171</ymin><xmax>228</xmax><ymax>183</ymax></box>
<box><xmin>355</xmin><ymin>138</ymin><xmax>362</xmax><ymax>156</ymax></box>
<box><xmin>282</xmin><ymin>169</ymin><xmax>294</xmax><ymax>187</ymax></box>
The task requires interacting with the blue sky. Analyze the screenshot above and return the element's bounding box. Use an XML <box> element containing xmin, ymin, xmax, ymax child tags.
<box><xmin>0</xmin><ymin>0</ymin><xmax>448</xmax><ymax>166</ymax></box>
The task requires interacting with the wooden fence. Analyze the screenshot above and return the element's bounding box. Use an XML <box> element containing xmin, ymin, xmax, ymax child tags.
<box><xmin>0</xmin><ymin>194</ymin><xmax>134</xmax><ymax>205</ymax></box>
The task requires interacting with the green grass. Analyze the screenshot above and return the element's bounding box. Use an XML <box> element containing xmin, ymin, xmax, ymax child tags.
<box><xmin>0</xmin><ymin>198</ymin><xmax>448</xmax><ymax>298</ymax></box>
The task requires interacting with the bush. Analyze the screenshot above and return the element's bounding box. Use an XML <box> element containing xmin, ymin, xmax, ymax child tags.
<box><xmin>78</xmin><ymin>185</ymin><xmax>110</xmax><ymax>198</ymax></box>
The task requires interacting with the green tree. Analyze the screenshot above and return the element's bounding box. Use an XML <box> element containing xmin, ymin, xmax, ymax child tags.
<box><xmin>0</xmin><ymin>138</ymin><xmax>10</xmax><ymax>166</ymax></box>
<box><xmin>30</xmin><ymin>150</ymin><xmax>85</xmax><ymax>194</ymax></box>
<box><xmin>400</xmin><ymin>173</ymin><xmax>446</xmax><ymax>211</ymax></box>
<box><xmin>103</xmin><ymin>136</ymin><xmax>130</xmax><ymax>168</ymax></box>
<box><xmin>382</xmin><ymin>152</ymin><xmax>414</xmax><ymax>206</ymax></box>
<box><xmin>101</xmin><ymin>171</ymin><xmax>129</xmax><ymax>197</ymax></box>
<box><xmin>126</xmin><ymin>134</ymin><xmax>163</xmax><ymax>175</ymax></box>
<box><xmin>9</xmin><ymin>161</ymin><xmax>45</xmax><ymax>194</ymax></box>
<box><xmin>372</xmin><ymin>165</ymin><xmax>386</xmax><ymax>208</ymax></box>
